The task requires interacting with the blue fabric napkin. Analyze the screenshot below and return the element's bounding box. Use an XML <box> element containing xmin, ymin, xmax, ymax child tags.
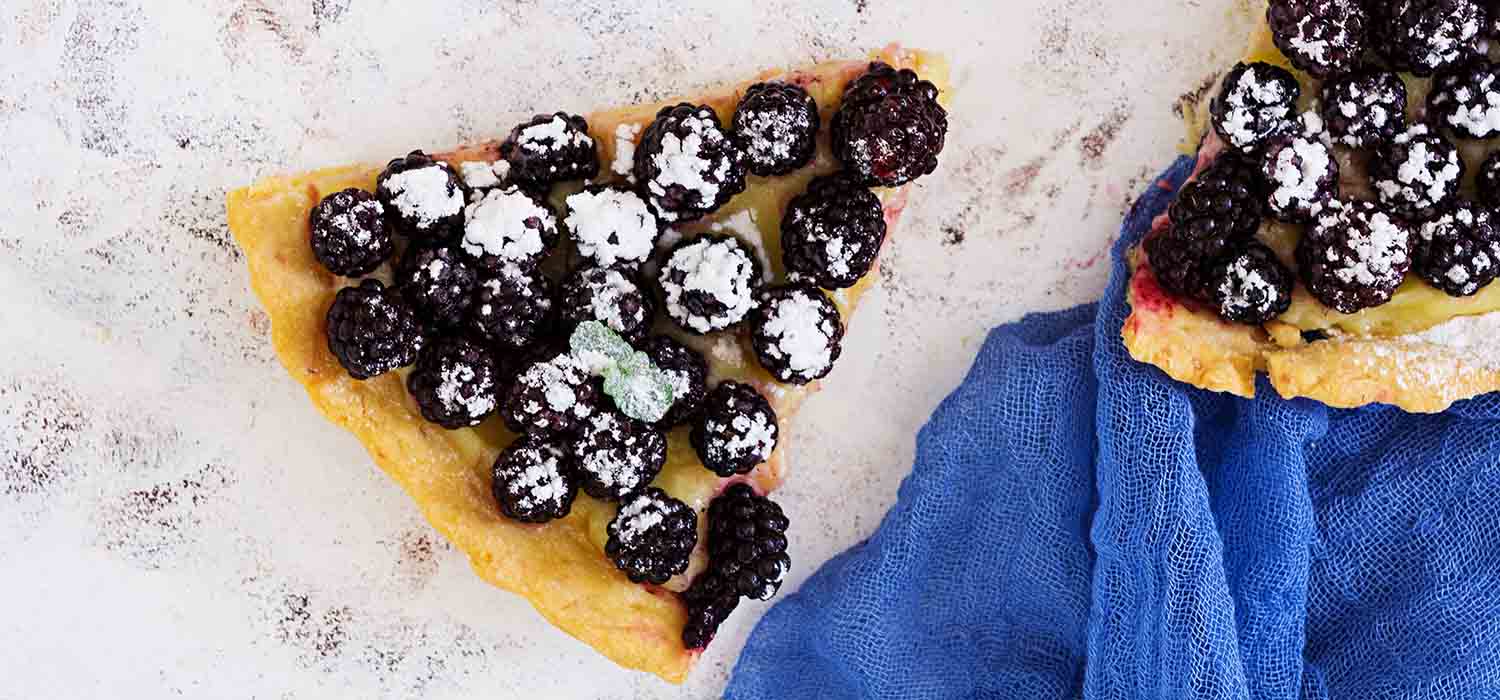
<box><xmin>725</xmin><ymin>157</ymin><xmax>1500</xmax><ymax>700</ymax></box>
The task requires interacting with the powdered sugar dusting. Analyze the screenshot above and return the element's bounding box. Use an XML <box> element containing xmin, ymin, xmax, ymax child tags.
<box><xmin>611</xmin><ymin>122</ymin><xmax>641</xmax><ymax>180</ymax></box>
<box><xmin>384</xmin><ymin>166</ymin><xmax>464</xmax><ymax>227</ymax></box>
<box><xmin>565</xmin><ymin>187</ymin><xmax>659</xmax><ymax>267</ymax></box>
<box><xmin>661</xmin><ymin>237</ymin><xmax>759</xmax><ymax>333</ymax></box>
<box><xmin>615</xmin><ymin>491</ymin><xmax>666</xmax><ymax>544</ymax></box>
<box><xmin>462</xmin><ymin>187</ymin><xmax>556</xmax><ymax>263</ymax></box>
<box><xmin>760</xmin><ymin>290</ymin><xmax>838</xmax><ymax>377</ymax></box>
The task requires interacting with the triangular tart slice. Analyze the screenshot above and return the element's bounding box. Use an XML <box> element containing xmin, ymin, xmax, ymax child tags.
<box><xmin>227</xmin><ymin>46</ymin><xmax>950</xmax><ymax>682</ymax></box>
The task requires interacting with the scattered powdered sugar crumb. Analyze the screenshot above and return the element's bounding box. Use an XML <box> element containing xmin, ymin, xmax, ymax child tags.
<box><xmin>385</xmin><ymin>166</ymin><xmax>464</xmax><ymax>226</ymax></box>
<box><xmin>710</xmin><ymin>337</ymin><xmax>745</xmax><ymax>367</ymax></box>
<box><xmin>616</xmin><ymin>492</ymin><xmax>667</xmax><ymax>544</ymax></box>
<box><xmin>459</xmin><ymin>160</ymin><xmax>508</xmax><ymax>189</ymax></box>
<box><xmin>462</xmin><ymin>187</ymin><xmax>555</xmax><ymax>262</ymax></box>
<box><xmin>1404</xmin><ymin>312</ymin><xmax>1500</xmax><ymax>370</ymax></box>
<box><xmin>611</xmin><ymin>123</ymin><xmax>642</xmax><ymax>180</ymax></box>
<box><xmin>565</xmin><ymin>188</ymin><xmax>658</xmax><ymax>267</ymax></box>
<box><xmin>708</xmin><ymin>208</ymin><xmax>772</xmax><ymax>272</ymax></box>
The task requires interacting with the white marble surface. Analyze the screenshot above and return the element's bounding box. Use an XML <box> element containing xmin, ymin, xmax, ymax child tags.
<box><xmin>0</xmin><ymin>0</ymin><xmax>1255</xmax><ymax>697</ymax></box>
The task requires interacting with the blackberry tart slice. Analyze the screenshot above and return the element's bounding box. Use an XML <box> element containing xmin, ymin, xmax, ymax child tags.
<box><xmin>1124</xmin><ymin>2</ymin><xmax>1500</xmax><ymax>413</ymax></box>
<box><xmin>227</xmin><ymin>48</ymin><xmax>951</xmax><ymax>682</ymax></box>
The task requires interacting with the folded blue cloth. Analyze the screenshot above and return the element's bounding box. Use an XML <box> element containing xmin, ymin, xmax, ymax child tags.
<box><xmin>725</xmin><ymin>157</ymin><xmax>1500</xmax><ymax>700</ymax></box>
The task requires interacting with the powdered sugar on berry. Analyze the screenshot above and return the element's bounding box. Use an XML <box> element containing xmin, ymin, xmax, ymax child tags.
<box><xmin>435</xmin><ymin>364</ymin><xmax>496</xmax><ymax>420</ymax></box>
<box><xmin>517</xmin><ymin>115</ymin><xmax>594</xmax><ymax>164</ymax></box>
<box><xmin>615</xmin><ymin>490</ymin><xmax>667</xmax><ymax>544</ymax></box>
<box><xmin>385</xmin><ymin>165</ymin><xmax>464</xmax><ymax>227</ymax></box>
<box><xmin>463</xmin><ymin>187</ymin><xmax>556</xmax><ymax>263</ymax></box>
<box><xmin>1375</xmin><ymin>126</ymin><xmax>1461</xmax><ymax>207</ymax></box>
<box><xmin>1221</xmin><ymin>65</ymin><xmax>1291</xmax><ymax>149</ymax></box>
<box><xmin>565</xmin><ymin>187</ymin><xmax>659</xmax><ymax>267</ymax></box>
<box><xmin>759</xmin><ymin>290</ymin><xmax>837</xmax><ymax>376</ymax></box>
<box><xmin>661</xmin><ymin>237</ymin><xmax>759</xmax><ymax>333</ymax></box>
<box><xmin>647</xmin><ymin>109</ymin><xmax>734</xmax><ymax>221</ymax></box>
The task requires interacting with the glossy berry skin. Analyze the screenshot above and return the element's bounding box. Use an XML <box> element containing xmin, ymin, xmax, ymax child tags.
<box><xmin>309</xmin><ymin>188</ymin><xmax>393</xmax><ymax>277</ymax></box>
<box><xmin>830</xmin><ymin>62</ymin><xmax>948</xmax><ymax>187</ymax></box>
<box><xmin>325</xmin><ymin>279</ymin><xmax>425</xmax><ymax>380</ymax></box>
<box><xmin>781</xmin><ymin>174</ymin><xmax>887</xmax><ymax>289</ymax></box>
<box><xmin>732</xmin><ymin>81</ymin><xmax>820</xmax><ymax>176</ymax></box>
<box><xmin>605</xmin><ymin>487</ymin><xmax>698</xmax><ymax>585</ymax></box>
<box><xmin>1266</xmin><ymin>0</ymin><xmax>1368</xmax><ymax>78</ymax></box>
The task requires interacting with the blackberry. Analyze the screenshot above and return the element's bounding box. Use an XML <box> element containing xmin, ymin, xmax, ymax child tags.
<box><xmin>1145</xmin><ymin>232</ymin><xmax>1217</xmax><ymax>302</ymax></box>
<box><xmin>633</xmin><ymin>104</ymin><xmax>748</xmax><ymax>222</ymax></box>
<box><xmin>1209</xmin><ymin>244</ymin><xmax>1294</xmax><ymax>325</ymax></box>
<box><xmin>376</xmin><ymin>151</ymin><xmax>466</xmax><ymax>244</ymax></box>
<box><xmin>1266</xmin><ymin>0</ymin><xmax>1368</xmax><ymax>78</ymax></box>
<box><xmin>564</xmin><ymin>184</ymin><xmax>662</xmax><ymax>270</ymax></box>
<box><xmin>659</xmin><ymin>235</ymin><xmax>763</xmax><ymax>334</ymax></box>
<box><xmin>325</xmin><ymin>279</ymin><xmax>424</xmax><ymax>380</ymax></box>
<box><xmin>395</xmin><ymin>246</ymin><xmax>477</xmax><ymax>330</ymax></box>
<box><xmin>830</xmin><ymin>62</ymin><xmax>948</xmax><ymax>187</ymax></box>
<box><xmin>1478</xmin><ymin>151</ymin><xmax>1500</xmax><ymax>207</ymax></box>
<box><xmin>1297</xmin><ymin>199</ymin><xmax>1414</xmax><ymax>313</ymax></box>
<box><xmin>460</xmin><ymin>186</ymin><xmax>560</xmax><ymax>270</ymax></box>
<box><xmin>406</xmin><ymin>336</ymin><xmax>499</xmax><ymax>429</ymax></box>
<box><xmin>1211</xmin><ymin>62</ymin><xmax>1300</xmax><ymax>154</ymax></box>
<box><xmin>605</xmin><ymin>487</ymin><xmax>698</xmax><ymax>585</ymax></box>
<box><xmin>1371</xmin><ymin>124</ymin><xmax>1463</xmax><ymax>222</ymax></box>
<box><xmin>749</xmin><ymin>286</ymin><xmax>845</xmax><ymax>385</ymax></box>
<box><xmin>681</xmin><ymin>584</ymin><xmax>740</xmax><ymax>650</ymax></box>
<box><xmin>781</xmin><ymin>174</ymin><xmax>887</xmax><ymax>289</ymax></box>
<box><xmin>501</xmin><ymin>351</ymin><xmax>602</xmax><ymax>436</ymax></box>
<box><xmin>1413</xmin><ymin>201</ymin><xmax>1500</xmax><ymax>296</ymax></box>
<box><xmin>1372</xmin><ymin>0</ymin><xmax>1486</xmax><ymax>76</ymax></box>
<box><xmin>309</xmin><ymin>188</ymin><xmax>393</xmax><ymax>277</ymax></box>
<box><xmin>557</xmin><ymin>266</ymin><xmax>655</xmax><ymax>344</ymax></box>
<box><xmin>1261</xmin><ymin>118</ymin><xmax>1339</xmax><ymax>223</ymax></box>
<box><xmin>1427</xmin><ymin>60</ymin><xmax>1500</xmax><ymax>139</ymax></box>
<box><xmin>492</xmin><ymin>433</ymin><xmax>580</xmax><ymax>524</ymax></box>
<box><xmin>703</xmin><ymin>483</ymin><xmax>790</xmax><ymax>601</ymax></box>
<box><xmin>732</xmin><ymin>82</ymin><xmax>820</xmax><ymax>176</ymax></box>
<box><xmin>1319</xmin><ymin>71</ymin><xmax>1408</xmax><ymax>149</ymax></box>
<box><xmin>571</xmin><ymin>411</ymin><xmax>668</xmax><ymax>502</ymax></box>
<box><xmin>469</xmin><ymin>263</ymin><xmax>554</xmax><ymax>351</ymax></box>
<box><xmin>500</xmin><ymin>112</ymin><xmax>600</xmax><ymax>185</ymax></box>
<box><xmin>640</xmin><ymin>335</ymin><xmax>708</xmax><ymax>428</ymax></box>
<box><xmin>1166</xmin><ymin>153</ymin><xmax>1266</xmax><ymax>257</ymax></box>
<box><xmin>691</xmin><ymin>381</ymin><xmax>778</xmax><ymax>477</ymax></box>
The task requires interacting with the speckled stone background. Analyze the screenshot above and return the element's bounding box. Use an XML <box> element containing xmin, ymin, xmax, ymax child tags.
<box><xmin>1</xmin><ymin>0</ymin><xmax>1255</xmax><ymax>696</ymax></box>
